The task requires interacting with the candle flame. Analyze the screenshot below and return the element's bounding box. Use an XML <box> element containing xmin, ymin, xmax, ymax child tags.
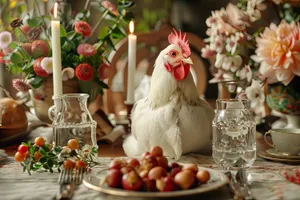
<box><xmin>54</xmin><ymin>2</ymin><xmax>58</xmax><ymax>19</ymax></box>
<box><xmin>129</xmin><ymin>21</ymin><xmax>134</xmax><ymax>34</ymax></box>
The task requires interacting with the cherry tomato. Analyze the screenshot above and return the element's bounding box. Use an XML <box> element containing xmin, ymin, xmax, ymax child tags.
<box><xmin>15</xmin><ymin>152</ymin><xmax>26</xmax><ymax>162</ymax></box>
<box><xmin>34</xmin><ymin>137</ymin><xmax>45</xmax><ymax>147</ymax></box>
<box><xmin>67</xmin><ymin>139</ymin><xmax>79</xmax><ymax>150</ymax></box>
<box><xmin>75</xmin><ymin>160</ymin><xmax>87</xmax><ymax>169</ymax></box>
<box><xmin>63</xmin><ymin>160</ymin><xmax>75</xmax><ymax>170</ymax></box>
<box><xmin>18</xmin><ymin>145</ymin><xmax>28</xmax><ymax>154</ymax></box>
<box><xmin>34</xmin><ymin>151</ymin><xmax>41</xmax><ymax>161</ymax></box>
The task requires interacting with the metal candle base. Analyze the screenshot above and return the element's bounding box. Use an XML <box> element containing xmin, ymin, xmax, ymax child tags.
<box><xmin>125</xmin><ymin>102</ymin><xmax>134</xmax><ymax>134</ymax></box>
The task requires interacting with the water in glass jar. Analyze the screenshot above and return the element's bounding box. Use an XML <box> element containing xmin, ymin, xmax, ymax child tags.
<box><xmin>53</xmin><ymin>123</ymin><xmax>97</xmax><ymax>148</ymax></box>
<box><xmin>212</xmin><ymin>116</ymin><xmax>256</xmax><ymax>170</ymax></box>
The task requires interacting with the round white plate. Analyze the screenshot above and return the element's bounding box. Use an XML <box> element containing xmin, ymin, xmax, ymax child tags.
<box><xmin>83</xmin><ymin>166</ymin><xmax>228</xmax><ymax>198</ymax></box>
<box><xmin>266</xmin><ymin>148</ymin><xmax>300</xmax><ymax>160</ymax></box>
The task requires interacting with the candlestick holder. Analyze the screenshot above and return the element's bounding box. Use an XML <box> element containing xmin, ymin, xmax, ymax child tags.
<box><xmin>125</xmin><ymin>101</ymin><xmax>134</xmax><ymax>134</ymax></box>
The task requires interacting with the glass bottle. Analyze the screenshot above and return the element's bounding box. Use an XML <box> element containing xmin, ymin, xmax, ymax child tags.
<box><xmin>212</xmin><ymin>99</ymin><xmax>256</xmax><ymax>170</ymax></box>
<box><xmin>49</xmin><ymin>93</ymin><xmax>98</xmax><ymax>151</ymax></box>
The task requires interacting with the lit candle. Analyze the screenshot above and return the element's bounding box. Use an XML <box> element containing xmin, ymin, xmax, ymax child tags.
<box><xmin>126</xmin><ymin>21</ymin><xmax>136</xmax><ymax>104</ymax></box>
<box><xmin>51</xmin><ymin>2</ymin><xmax>63</xmax><ymax>98</ymax></box>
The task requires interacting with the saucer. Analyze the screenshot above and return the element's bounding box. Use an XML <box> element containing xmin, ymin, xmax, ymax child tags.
<box><xmin>258</xmin><ymin>151</ymin><xmax>300</xmax><ymax>164</ymax></box>
<box><xmin>266</xmin><ymin>148</ymin><xmax>300</xmax><ymax>160</ymax></box>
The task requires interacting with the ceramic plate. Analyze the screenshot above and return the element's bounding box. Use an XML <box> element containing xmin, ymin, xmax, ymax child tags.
<box><xmin>83</xmin><ymin>166</ymin><xmax>228</xmax><ymax>198</ymax></box>
<box><xmin>258</xmin><ymin>151</ymin><xmax>300</xmax><ymax>164</ymax></box>
<box><xmin>0</xmin><ymin>121</ymin><xmax>47</xmax><ymax>147</ymax></box>
<box><xmin>266</xmin><ymin>148</ymin><xmax>300</xmax><ymax>160</ymax></box>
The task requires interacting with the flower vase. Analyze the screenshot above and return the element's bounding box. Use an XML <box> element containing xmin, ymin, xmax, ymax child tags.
<box><xmin>266</xmin><ymin>77</ymin><xmax>300</xmax><ymax>128</ymax></box>
<box><xmin>30</xmin><ymin>77</ymin><xmax>79</xmax><ymax>123</ymax></box>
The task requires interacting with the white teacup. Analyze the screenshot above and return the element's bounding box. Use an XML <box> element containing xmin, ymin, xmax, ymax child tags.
<box><xmin>264</xmin><ymin>129</ymin><xmax>300</xmax><ymax>155</ymax></box>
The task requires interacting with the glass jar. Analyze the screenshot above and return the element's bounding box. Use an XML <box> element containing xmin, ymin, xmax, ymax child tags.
<box><xmin>49</xmin><ymin>93</ymin><xmax>98</xmax><ymax>151</ymax></box>
<box><xmin>212</xmin><ymin>99</ymin><xmax>256</xmax><ymax>170</ymax></box>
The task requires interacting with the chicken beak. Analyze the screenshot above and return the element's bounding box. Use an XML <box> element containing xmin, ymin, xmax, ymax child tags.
<box><xmin>181</xmin><ymin>57</ymin><xmax>193</xmax><ymax>65</ymax></box>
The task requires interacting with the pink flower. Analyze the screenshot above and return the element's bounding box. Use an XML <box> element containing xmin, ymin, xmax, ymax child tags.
<box><xmin>12</xmin><ymin>79</ymin><xmax>31</xmax><ymax>93</ymax></box>
<box><xmin>101</xmin><ymin>0</ymin><xmax>118</xmax><ymax>16</ymax></box>
<box><xmin>98</xmin><ymin>63</ymin><xmax>111</xmax><ymax>79</ymax></box>
<box><xmin>252</xmin><ymin>20</ymin><xmax>300</xmax><ymax>85</ymax></box>
<box><xmin>247</xmin><ymin>0</ymin><xmax>266</xmax><ymax>22</ymax></box>
<box><xmin>77</xmin><ymin>44</ymin><xmax>96</xmax><ymax>56</ymax></box>
<box><xmin>224</xmin><ymin>3</ymin><xmax>250</xmax><ymax>28</ymax></box>
<box><xmin>74</xmin><ymin>21</ymin><xmax>92</xmax><ymax>37</ymax></box>
<box><xmin>0</xmin><ymin>31</ymin><xmax>12</xmax><ymax>49</ymax></box>
<box><xmin>201</xmin><ymin>45</ymin><xmax>215</xmax><ymax>58</ymax></box>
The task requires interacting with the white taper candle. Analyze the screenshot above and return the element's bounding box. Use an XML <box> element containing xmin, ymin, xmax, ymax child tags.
<box><xmin>126</xmin><ymin>21</ymin><xmax>136</xmax><ymax>104</ymax></box>
<box><xmin>51</xmin><ymin>2</ymin><xmax>63</xmax><ymax>98</ymax></box>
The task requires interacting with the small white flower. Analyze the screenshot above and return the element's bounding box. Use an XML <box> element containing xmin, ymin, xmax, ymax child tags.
<box><xmin>245</xmin><ymin>79</ymin><xmax>265</xmax><ymax>109</ymax></box>
<box><xmin>215</xmin><ymin>53</ymin><xmax>226</xmax><ymax>68</ymax></box>
<box><xmin>238</xmin><ymin>65</ymin><xmax>253</xmax><ymax>82</ymax></box>
<box><xmin>0</xmin><ymin>31</ymin><xmax>12</xmax><ymax>49</ymax></box>
<box><xmin>210</xmin><ymin>35</ymin><xmax>224</xmax><ymax>53</ymax></box>
<box><xmin>225</xmin><ymin>35</ymin><xmax>239</xmax><ymax>55</ymax></box>
<box><xmin>223</xmin><ymin>55</ymin><xmax>242</xmax><ymax>72</ymax></box>
<box><xmin>62</xmin><ymin>67</ymin><xmax>75</xmax><ymax>81</ymax></box>
<box><xmin>41</xmin><ymin>57</ymin><xmax>53</xmax><ymax>74</ymax></box>
<box><xmin>206</xmin><ymin>16</ymin><xmax>217</xmax><ymax>27</ymax></box>
<box><xmin>253</xmin><ymin>104</ymin><xmax>266</xmax><ymax>123</ymax></box>
<box><xmin>247</xmin><ymin>0</ymin><xmax>266</xmax><ymax>22</ymax></box>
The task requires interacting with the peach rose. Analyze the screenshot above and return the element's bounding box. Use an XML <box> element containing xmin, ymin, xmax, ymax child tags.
<box><xmin>252</xmin><ymin>20</ymin><xmax>300</xmax><ymax>85</ymax></box>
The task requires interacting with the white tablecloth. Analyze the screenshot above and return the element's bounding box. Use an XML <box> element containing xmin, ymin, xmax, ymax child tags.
<box><xmin>1</xmin><ymin>154</ymin><xmax>300</xmax><ymax>200</ymax></box>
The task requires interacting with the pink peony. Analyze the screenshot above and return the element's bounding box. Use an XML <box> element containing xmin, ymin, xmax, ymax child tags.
<box><xmin>252</xmin><ymin>20</ymin><xmax>300</xmax><ymax>85</ymax></box>
<box><xmin>74</xmin><ymin>21</ymin><xmax>92</xmax><ymax>37</ymax></box>
<box><xmin>12</xmin><ymin>79</ymin><xmax>31</xmax><ymax>93</ymax></box>
<box><xmin>77</xmin><ymin>44</ymin><xmax>96</xmax><ymax>56</ymax></box>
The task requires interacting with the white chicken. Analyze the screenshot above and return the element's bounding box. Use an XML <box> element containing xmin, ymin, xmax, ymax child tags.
<box><xmin>123</xmin><ymin>29</ymin><xmax>215</xmax><ymax>159</ymax></box>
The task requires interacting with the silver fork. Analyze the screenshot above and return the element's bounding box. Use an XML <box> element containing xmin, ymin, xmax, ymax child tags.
<box><xmin>54</xmin><ymin>168</ymin><xmax>86</xmax><ymax>200</ymax></box>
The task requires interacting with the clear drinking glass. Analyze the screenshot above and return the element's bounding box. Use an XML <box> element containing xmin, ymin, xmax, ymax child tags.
<box><xmin>212</xmin><ymin>99</ymin><xmax>256</xmax><ymax>171</ymax></box>
<box><xmin>49</xmin><ymin>93</ymin><xmax>98</xmax><ymax>152</ymax></box>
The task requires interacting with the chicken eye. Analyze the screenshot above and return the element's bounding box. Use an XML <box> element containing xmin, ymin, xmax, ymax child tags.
<box><xmin>169</xmin><ymin>50</ymin><xmax>178</xmax><ymax>58</ymax></box>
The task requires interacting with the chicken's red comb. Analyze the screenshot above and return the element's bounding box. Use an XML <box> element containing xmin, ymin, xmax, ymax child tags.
<box><xmin>168</xmin><ymin>29</ymin><xmax>191</xmax><ymax>58</ymax></box>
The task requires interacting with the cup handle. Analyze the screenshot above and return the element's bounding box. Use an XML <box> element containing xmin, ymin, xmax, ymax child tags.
<box><xmin>264</xmin><ymin>131</ymin><xmax>275</xmax><ymax>148</ymax></box>
<box><xmin>48</xmin><ymin>105</ymin><xmax>56</xmax><ymax>122</ymax></box>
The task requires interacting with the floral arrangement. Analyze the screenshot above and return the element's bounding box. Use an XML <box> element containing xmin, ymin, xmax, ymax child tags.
<box><xmin>14</xmin><ymin>136</ymin><xmax>98</xmax><ymax>174</ymax></box>
<box><xmin>201</xmin><ymin>0</ymin><xmax>300</xmax><ymax>121</ymax></box>
<box><xmin>0</xmin><ymin>0</ymin><xmax>135</xmax><ymax>101</ymax></box>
